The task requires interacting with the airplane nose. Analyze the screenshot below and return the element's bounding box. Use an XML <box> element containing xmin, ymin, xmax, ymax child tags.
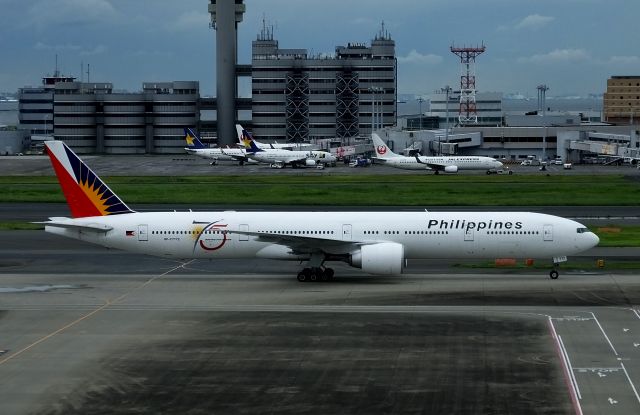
<box><xmin>590</xmin><ymin>232</ymin><xmax>600</xmax><ymax>248</ymax></box>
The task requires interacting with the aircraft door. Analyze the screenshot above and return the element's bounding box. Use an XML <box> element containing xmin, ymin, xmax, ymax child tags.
<box><xmin>342</xmin><ymin>224</ymin><xmax>352</xmax><ymax>241</ymax></box>
<box><xmin>464</xmin><ymin>227</ymin><xmax>474</xmax><ymax>241</ymax></box>
<box><xmin>543</xmin><ymin>225</ymin><xmax>553</xmax><ymax>241</ymax></box>
<box><xmin>239</xmin><ymin>224</ymin><xmax>249</xmax><ymax>242</ymax></box>
<box><xmin>138</xmin><ymin>224</ymin><xmax>148</xmax><ymax>241</ymax></box>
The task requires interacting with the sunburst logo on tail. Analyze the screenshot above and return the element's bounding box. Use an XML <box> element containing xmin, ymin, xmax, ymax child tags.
<box><xmin>45</xmin><ymin>140</ymin><xmax>134</xmax><ymax>218</ymax></box>
<box><xmin>78</xmin><ymin>177</ymin><xmax>117</xmax><ymax>216</ymax></box>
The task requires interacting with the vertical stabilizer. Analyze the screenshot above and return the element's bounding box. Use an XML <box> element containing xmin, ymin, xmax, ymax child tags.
<box><xmin>45</xmin><ymin>141</ymin><xmax>134</xmax><ymax>218</ymax></box>
<box><xmin>184</xmin><ymin>128</ymin><xmax>207</xmax><ymax>149</ymax></box>
<box><xmin>371</xmin><ymin>133</ymin><xmax>399</xmax><ymax>159</ymax></box>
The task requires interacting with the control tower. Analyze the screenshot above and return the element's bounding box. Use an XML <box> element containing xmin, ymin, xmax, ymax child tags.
<box><xmin>209</xmin><ymin>0</ymin><xmax>245</xmax><ymax>146</ymax></box>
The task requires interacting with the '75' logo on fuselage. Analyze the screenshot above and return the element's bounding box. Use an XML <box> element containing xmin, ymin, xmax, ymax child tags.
<box><xmin>192</xmin><ymin>221</ymin><xmax>228</xmax><ymax>252</ymax></box>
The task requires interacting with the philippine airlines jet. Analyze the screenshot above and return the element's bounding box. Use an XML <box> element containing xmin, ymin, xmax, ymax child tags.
<box><xmin>40</xmin><ymin>140</ymin><xmax>599</xmax><ymax>282</ymax></box>
<box><xmin>236</xmin><ymin>125</ymin><xmax>336</xmax><ymax>168</ymax></box>
<box><xmin>184</xmin><ymin>128</ymin><xmax>256</xmax><ymax>165</ymax></box>
<box><xmin>372</xmin><ymin>133</ymin><xmax>503</xmax><ymax>174</ymax></box>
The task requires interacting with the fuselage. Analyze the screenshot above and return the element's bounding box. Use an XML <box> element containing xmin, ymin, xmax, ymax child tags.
<box><xmin>185</xmin><ymin>147</ymin><xmax>256</xmax><ymax>163</ymax></box>
<box><xmin>46</xmin><ymin>211</ymin><xmax>598</xmax><ymax>263</ymax></box>
<box><xmin>247</xmin><ymin>149</ymin><xmax>336</xmax><ymax>165</ymax></box>
<box><xmin>383</xmin><ymin>156</ymin><xmax>503</xmax><ymax>171</ymax></box>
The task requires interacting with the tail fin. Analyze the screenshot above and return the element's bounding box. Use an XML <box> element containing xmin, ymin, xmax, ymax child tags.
<box><xmin>44</xmin><ymin>141</ymin><xmax>134</xmax><ymax>218</ymax></box>
<box><xmin>371</xmin><ymin>133</ymin><xmax>398</xmax><ymax>159</ymax></box>
<box><xmin>236</xmin><ymin>125</ymin><xmax>263</xmax><ymax>153</ymax></box>
<box><xmin>184</xmin><ymin>128</ymin><xmax>206</xmax><ymax>149</ymax></box>
<box><xmin>235</xmin><ymin>124</ymin><xmax>245</xmax><ymax>145</ymax></box>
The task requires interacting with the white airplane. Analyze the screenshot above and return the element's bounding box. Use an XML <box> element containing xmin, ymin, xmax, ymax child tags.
<box><xmin>236</xmin><ymin>125</ymin><xmax>336</xmax><ymax>168</ymax></box>
<box><xmin>234</xmin><ymin>126</ymin><xmax>312</xmax><ymax>151</ymax></box>
<box><xmin>39</xmin><ymin>140</ymin><xmax>599</xmax><ymax>282</ymax></box>
<box><xmin>372</xmin><ymin>133</ymin><xmax>503</xmax><ymax>174</ymax></box>
<box><xmin>184</xmin><ymin>128</ymin><xmax>257</xmax><ymax>165</ymax></box>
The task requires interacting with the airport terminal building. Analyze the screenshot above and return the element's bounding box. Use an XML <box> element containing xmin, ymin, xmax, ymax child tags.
<box><xmin>53</xmin><ymin>81</ymin><xmax>199</xmax><ymax>154</ymax></box>
<box><xmin>251</xmin><ymin>25</ymin><xmax>397</xmax><ymax>141</ymax></box>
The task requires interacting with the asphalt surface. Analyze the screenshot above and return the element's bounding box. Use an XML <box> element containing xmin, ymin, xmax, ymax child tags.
<box><xmin>1</xmin><ymin>231</ymin><xmax>640</xmax><ymax>414</ymax></box>
<box><xmin>2</xmin><ymin>155</ymin><xmax>640</xmax><ymax>414</ymax></box>
<box><xmin>2</xmin><ymin>153</ymin><xmax>640</xmax><ymax>176</ymax></box>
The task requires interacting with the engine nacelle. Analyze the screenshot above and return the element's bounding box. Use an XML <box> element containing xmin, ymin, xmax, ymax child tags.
<box><xmin>350</xmin><ymin>242</ymin><xmax>404</xmax><ymax>275</ymax></box>
<box><xmin>305</xmin><ymin>159</ymin><xmax>317</xmax><ymax>167</ymax></box>
<box><xmin>444</xmin><ymin>165</ymin><xmax>459</xmax><ymax>173</ymax></box>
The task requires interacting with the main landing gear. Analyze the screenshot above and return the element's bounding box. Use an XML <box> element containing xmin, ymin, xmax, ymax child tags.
<box><xmin>297</xmin><ymin>252</ymin><xmax>334</xmax><ymax>282</ymax></box>
<box><xmin>297</xmin><ymin>267</ymin><xmax>335</xmax><ymax>282</ymax></box>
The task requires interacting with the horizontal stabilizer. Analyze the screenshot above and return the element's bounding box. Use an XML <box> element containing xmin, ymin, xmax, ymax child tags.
<box><xmin>34</xmin><ymin>217</ymin><xmax>113</xmax><ymax>233</ymax></box>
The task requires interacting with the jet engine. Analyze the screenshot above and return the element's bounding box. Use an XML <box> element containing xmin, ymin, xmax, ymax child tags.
<box><xmin>350</xmin><ymin>242</ymin><xmax>404</xmax><ymax>275</ymax></box>
<box><xmin>305</xmin><ymin>159</ymin><xmax>317</xmax><ymax>167</ymax></box>
<box><xmin>444</xmin><ymin>165</ymin><xmax>459</xmax><ymax>173</ymax></box>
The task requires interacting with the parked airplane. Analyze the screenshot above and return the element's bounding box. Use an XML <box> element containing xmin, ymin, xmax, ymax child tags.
<box><xmin>40</xmin><ymin>140</ymin><xmax>599</xmax><ymax>282</ymax></box>
<box><xmin>372</xmin><ymin>133</ymin><xmax>503</xmax><ymax>174</ymax></box>
<box><xmin>184</xmin><ymin>128</ymin><xmax>256</xmax><ymax>165</ymax></box>
<box><xmin>233</xmin><ymin>127</ymin><xmax>311</xmax><ymax>151</ymax></box>
<box><xmin>236</xmin><ymin>125</ymin><xmax>336</xmax><ymax>168</ymax></box>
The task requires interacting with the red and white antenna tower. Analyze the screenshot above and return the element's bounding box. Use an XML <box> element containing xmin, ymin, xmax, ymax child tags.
<box><xmin>450</xmin><ymin>43</ymin><xmax>486</xmax><ymax>125</ymax></box>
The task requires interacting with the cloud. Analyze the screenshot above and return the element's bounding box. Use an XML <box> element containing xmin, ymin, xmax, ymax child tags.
<box><xmin>28</xmin><ymin>0</ymin><xmax>117</xmax><ymax>27</ymax></box>
<box><xmin>515</xmin><ymin>14</ymin><xmax>555</xmax><ymax>30</ymax></box>
<box><xmin>517</xmin><ymin>49</ymin><xmax>590</xmax><ymax>64</ymax></box>
<box><xmin>397</xmin><ymin>50</ymin><xmax>443</xmax><ymax>65</ymax></box>
<box><xmin>171</xmin><ymin>11</ymin><xmax>210</xmax><ymax>32</ymax></box>
<box><xmin>34</xmin><ymin>42</ymin><xmax>81</xmax><ymax>51</ymax></box>
<box><xmin>608</xmin><ymin>55</ymin><xmax>640</xmax><ymax>65</ymax></box>
<box><xmin>80</xmin><ymin>45</ymin><xmax>107</xmax><ymax>56</ymax></box>
<box><xmin>34</xmin><ymin>42</ymin><xmax>107</xmax><ymax>56</ymax></box>
<box><xmin>352</xmin><ymin>17</ymin><xmax>374</xmax><ymax>25</ymax></box>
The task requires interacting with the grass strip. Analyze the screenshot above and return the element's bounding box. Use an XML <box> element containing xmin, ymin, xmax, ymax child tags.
<box><xmin>1</xmin><ymin>174</ymin><xmax>640</xmax><ymax>206</ymax></box>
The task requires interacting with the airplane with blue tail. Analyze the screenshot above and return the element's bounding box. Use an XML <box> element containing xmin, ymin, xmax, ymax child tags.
<box><xmin>236</xmin><ymin>125</ymin><xmax>336</xmax><ymax>169</ymax></box>
<box><xmin>38</xmin><ymin>139</ymin><xmax>599</xmax><ymax>281</ymax></box>
<box><xmin>184</xmin><ymin>127</ymin><xmax>256</xmax><ymax>165</ymax></box>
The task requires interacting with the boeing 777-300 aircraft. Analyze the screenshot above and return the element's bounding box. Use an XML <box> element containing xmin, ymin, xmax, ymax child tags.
<box><xmin>39</xmin><ymin>140</ymin><xmax>599</xmax><ymax>282</ymax></box>
<box><xmin>184</xmin><ymin>128</ymin><xmax>257</xmax><ymax>165</ymax></box>
<box><xmin>372</xmin><ymin>133</ymin><xmax>503</xmax><ymax>174</ymax></box>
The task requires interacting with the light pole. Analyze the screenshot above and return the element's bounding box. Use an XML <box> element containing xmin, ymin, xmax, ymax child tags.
<box><xmin>369</xmin><ymin>86</ymin><xmax>383</xmax><ymax>133</ymax></box>
<box><xmin>416</xmin><ymin>97</ymin><xmax>425</xmax><ymax>130</ymax></box>
<box><xmin>537</xmin><ymin>84</ymin><xmax>549</xmax><ymax>161</ymax></box>
<box><xmin>441</xmin><ymin>86</ymin><xmax>452</xmax><ymax>154</ymax></box>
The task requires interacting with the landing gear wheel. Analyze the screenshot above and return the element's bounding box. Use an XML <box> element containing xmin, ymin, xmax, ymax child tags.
<box><xmin>486</xmin><ymin>170</ymin><xmax>492</xmax><ymax>175</ymax></box>
<box><xmin>309</xmin><ymin>270</ymin><xmax>318</xmax><ymax>282</ymax></box>
<box><xmin>434</xmin><ymin>170</ymin><xmax>440</xmax><ymax>175</ymax></box>
<box><xmin>297</xmin><ymin>268</ymin><xmax>312</xmax><ymax>282</ymax></box>
<box><xmin>549</xmin><ymin>270</ymin><xmax>559</xmax><ymax>280</ymax></box>
<box><xmin>320</xmin><ymin>270</ymin><xmax>329</xmax><ymax>282</ymax></box>
<box><xmin>325</xmin><ymin>268</ymin><xmax>334</xmax><ymax>280</ymax></box>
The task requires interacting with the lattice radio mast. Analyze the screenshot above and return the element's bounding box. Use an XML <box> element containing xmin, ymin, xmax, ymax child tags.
<box><xmin>450</xmin><ymin>43</ymin><xmax>486</xmax><ymax>125</ymax></box>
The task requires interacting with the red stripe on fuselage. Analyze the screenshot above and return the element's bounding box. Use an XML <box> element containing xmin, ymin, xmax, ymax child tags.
<box><xmin>47</xmin><ymin>150</ymin><xmax>103</xmax><ymax>218</ymax></box>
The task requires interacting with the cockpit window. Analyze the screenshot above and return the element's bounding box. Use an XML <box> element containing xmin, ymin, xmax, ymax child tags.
<box><xmin>576</xmin><ymin>228</ymin><xmax>591</xmax><ymax>233</ymax></box>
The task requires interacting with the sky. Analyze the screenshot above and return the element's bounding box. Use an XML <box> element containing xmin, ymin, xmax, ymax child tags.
<box><xmin>0</xmin><ymin>0</ymin><xmax>638</xmax><ymax>97</ymax></box>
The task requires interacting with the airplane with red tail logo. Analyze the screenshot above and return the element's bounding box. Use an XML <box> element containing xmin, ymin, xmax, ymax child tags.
<box><xmin>38</xmin><ymin>140</ymin><xmax>598</xmax><ymax>281</ymax></box>
<box><xmin>372</xmin><ymin>133</ymin><xmax>504</xmax><ymax>174</ymax></box>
